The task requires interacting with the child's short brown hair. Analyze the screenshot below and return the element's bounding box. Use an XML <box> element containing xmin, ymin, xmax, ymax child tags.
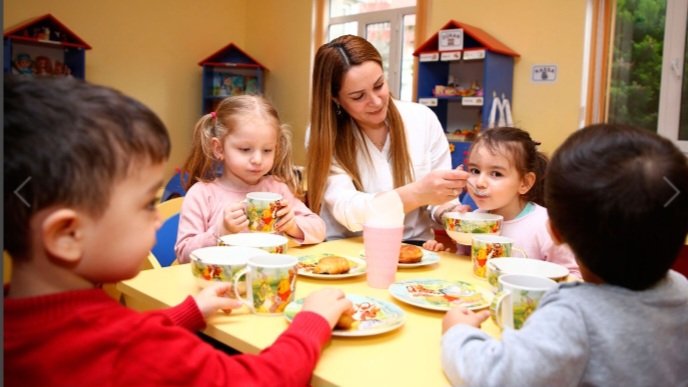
<box><xmin>546</xmin><ymin>124</ymin><xmax>688</xmax><ymax>290</ymax></box>
<box><xmin>4</xmin><ymin>77</ymin><xmax>171</xmax><ymax>258</ymax></box>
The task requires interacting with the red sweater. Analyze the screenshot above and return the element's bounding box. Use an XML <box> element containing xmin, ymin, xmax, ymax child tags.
<box><xmin>4</xmin><ymin>289</ymin><xmax>332</xmax><ymax>386</ymax></box>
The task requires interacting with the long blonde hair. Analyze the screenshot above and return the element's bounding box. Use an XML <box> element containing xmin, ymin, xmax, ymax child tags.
<box><xmin>182</xmin><ymin>95</ymin><xmax>303</xmax><ymax>199</ymax></box>
<box><xmin>306</xmin><ymin>34</ymin><xmax>413</xmax><ymax>213</ymax></box>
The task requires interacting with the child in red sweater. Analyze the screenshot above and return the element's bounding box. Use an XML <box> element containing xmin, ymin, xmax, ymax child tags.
<box><xmin>3</xmin><ymin>76</ymin><xmax>353</xmax><ymax>386</ymax></box>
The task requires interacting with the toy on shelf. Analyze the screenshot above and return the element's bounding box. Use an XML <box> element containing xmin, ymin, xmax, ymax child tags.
<box><xmin>12</xmin><ymin>53</ymin><xmax>33</xmax><ymax>76</ymax></box>
<box><xmin>447</xmin><ymin>122</ymin><xmax>481</xmax><ymax>142</ymax></box>
<box><xmin>433</xmin><ymin>81</ymin><xmax>482</xmax><ymax>97</ymax></box>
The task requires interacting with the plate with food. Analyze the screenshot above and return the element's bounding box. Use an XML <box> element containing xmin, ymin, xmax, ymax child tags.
<box><xmin>296</xmin><ymin>253</ymin><xmax>367</xmax><ymax>279</ymax></box>
<box><xmin>388</xmin><ymin>278</ymin><xmax>492</xmax><ymax>311</ymax></box>
<box><xmin>397</xmin><ymin>244</ymin><xmax>440</xmax><ymax>268</ymax></box>
<box><xmin>360</xmin><ymin>244</ymin><xmax>440</xmax><ymax>268</ymax></box>
<box><xmin>284</xmin><ymin>294</ymin><xmax>405</xmax><ymax>337</ymax></box>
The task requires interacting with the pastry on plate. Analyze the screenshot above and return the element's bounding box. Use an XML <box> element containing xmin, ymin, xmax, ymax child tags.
<box><xmin>336</xmin><ymin>312</ymin><xmax>355</xmax><ymax>330</ymax></box>
<box><xmin>399</xmin><ymin>244</ymin><xmax>423</xmax><ymax>264</ymax></box>
<box><xmin>313</xmin><ymin>256</ymin><xmax>351</xmax><ymax>274</ymax></box>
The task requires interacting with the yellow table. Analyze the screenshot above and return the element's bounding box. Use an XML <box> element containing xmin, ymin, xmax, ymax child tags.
<box><xmin>117</xmin><ymin>238</ymin><xmax>500</xmax><ymax>387</ymax></box>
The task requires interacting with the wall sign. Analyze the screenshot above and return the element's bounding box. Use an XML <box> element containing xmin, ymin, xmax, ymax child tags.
<box><xmin>532</xmin><ymin>65</ymin><xmax>557</xmax><ymax>82</ymax></box>
<box><xmin>439</xmin><ymin>29</ymin><xmax>464</xmax><ymax>51</ymax></box>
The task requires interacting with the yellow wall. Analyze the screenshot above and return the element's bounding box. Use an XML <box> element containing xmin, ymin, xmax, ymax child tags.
<box><xmin>5</xmin><ymin>0</ymin><xmax>588</xmax><ymax>172</ymax></box>
<box><xmin>243</xmin><ymin>1</ymin><xmax>315</xmax><ymax>166</ymax></box>
<box><xmin>4</xmin><ymin>0</ymin><xmax>235</xmax><ymax>179</ymax></box>
<box><xmin>426</xmin><ymin>0</ymin><xmax>588</xmax><ymax>156</ymax></box>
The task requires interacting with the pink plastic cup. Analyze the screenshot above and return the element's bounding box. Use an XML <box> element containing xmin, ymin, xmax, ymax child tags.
<box><xmin>363</xmin><ymin>225</ymin><xmax>403</xmax><ymax>288</ymax></box>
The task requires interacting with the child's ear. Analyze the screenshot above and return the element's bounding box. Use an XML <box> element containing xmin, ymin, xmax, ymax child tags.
<box><xmin>210</xmin><ymin>137</ymin><xmax>224</xmax><ymax>161</ymax></box>
<box><xmin>546</xmin><ymin>219</ymin><xmax>565</xmax><ymax>245</ymax></box>
<box><xmin>518</xmin><ymin>171</ymin><xmax>536</xmax><ymax>195</ymax></box>
<box><xmin>41</xmin><ymin>209</ymin><xmax>84</xmax><ymax>264</ymax></box>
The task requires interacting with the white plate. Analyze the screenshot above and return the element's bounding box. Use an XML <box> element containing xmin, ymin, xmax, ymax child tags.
<box><xmin>296</xmin><ymin>253</ymin><xmax>367</xmax><ymax>279</ymax></box>
<box><xmin>284</xmin><ymin>294</ymin><xmax>405</xmax><ymax>337</ymax></box>
<box><xmin>388</xmin><ymin>278</ymin><xmax>493</xmax><ymax>311</ymax></box>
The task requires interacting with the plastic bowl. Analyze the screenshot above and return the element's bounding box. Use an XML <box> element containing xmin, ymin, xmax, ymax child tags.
<box><xmin>486</xmin><ymin>257</ymin><xmax>570</xmax><ymax>291</ymax></box>
<box><xmin>218</xmin><ymin>232</ymin><xmax>289</xmax><ymax>254</ymax></box>
<box><xmin>443</xmin><ymin>212</ymin><xmax>503</xmax><ymax>245</ymax></box>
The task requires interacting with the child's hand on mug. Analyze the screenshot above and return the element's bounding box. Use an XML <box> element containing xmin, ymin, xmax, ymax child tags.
<box><xmin>274</xmin><ymin>199</ymin><xmax>302</xmax><ymax>238</ymax></box>
<box><xmin>219</xmin><ymin>201</ymin><xmax>249</xmax><ymax>234</ymax></box>
<box><xmin>193</xmin><ymin>282</ymin><xmax>243</xmax><ymax>318</ymax></box>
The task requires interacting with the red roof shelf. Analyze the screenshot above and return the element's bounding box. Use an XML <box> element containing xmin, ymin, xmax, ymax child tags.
<box><xmin>4</xmin><ymin>13</ymin><xmax>91</xmax><ymax>50</ymax></box>
<box><xmin>4</xmin><ymin>14</ymin><xmax>91</xmax><ymax>79</ymax></box>
<box><xmin>198</xmin><ymin>42</ymin><xmax>267</xmax><ymax>70</ymax></box>
<box><xmin>414</xmin><ymin>19</ymin><xmax>518</xmax><ymax>58</ymax></box>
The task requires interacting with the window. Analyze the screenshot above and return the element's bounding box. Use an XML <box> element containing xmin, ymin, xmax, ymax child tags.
<box><xmin>657</xmin><ymin>0</ymin><xmax>688</xmax><ymax>152</ymax></box>
<box><xmin>327</xmin><ymin>0</ymin><xmax>416</xmax><ymax>101</ymax></box>
<box><xmin>588</xmin><ymin>0</ymin><xmax>687</xmax><ymax>153</ymax></box>
<box><xmin>608</xmin><ymin>0</ymin><xmax>665</xmax><ymax>132</ymax></box>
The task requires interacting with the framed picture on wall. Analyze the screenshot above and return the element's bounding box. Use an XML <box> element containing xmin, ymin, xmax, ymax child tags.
<box><xmin>439</xmin><ymin>28</ymin><xmax>464</xmax><ymax>51</ymax></box>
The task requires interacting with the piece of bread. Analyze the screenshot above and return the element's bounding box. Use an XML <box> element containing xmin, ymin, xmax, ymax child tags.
<box><xmin>335</xmin><ymin>312</ymin><xmax>356</xmax><ymax>330</ymax></box>
<box><xmin>399</xmin><ymin>244</ymin><xmax>423</xmax><ymax>264</ymax></box>
<box><xmin>312</xmin><ymin>256</ymin><xmax>351</xmax><ymax>274</ymax></box>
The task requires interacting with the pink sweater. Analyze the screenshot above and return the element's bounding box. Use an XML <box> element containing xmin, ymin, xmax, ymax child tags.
<box><xmin>4</xmin><ymin>289</ymin><xmax>331</xmax><ymax>386</ymax></box>
<box><xmin>499</xmin><ymin>203</ymin><xmax>581</xmax><ymax>278</ymax></box>
<box><xmin>175</xmin><ymin>176</ymin><xmax>325</xmax><ymax>263</ymax></box>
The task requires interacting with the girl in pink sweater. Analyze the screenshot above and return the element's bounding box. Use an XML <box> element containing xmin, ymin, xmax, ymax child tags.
<box><xmin>425</xmin><ymin>127</ymin><xmax>580</xmax><ymax>278</ymax></box>
<box><xmin>175</xmin><ymin>95</ymin><xmax>326</xmax><ymax>263</ymax></box>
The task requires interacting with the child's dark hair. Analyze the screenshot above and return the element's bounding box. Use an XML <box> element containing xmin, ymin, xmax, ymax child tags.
<box><xmin>181</xmin><ymin>95</ymin><xmax>304</xmax><ymax>199</ymax></box>
<box><xmin>469</xmin><ymin>127</ymin><xmax>548</xmax><ymax>205</ymax></box>
<box><xmin>4</xmin><ymin>76</ymin><xmax>171</xmax><ymax>259</ymax></box>
<box><xmin>546</xmin><ymin>124</ymin><xmax>688</xmax><ymax>290</ymax></box>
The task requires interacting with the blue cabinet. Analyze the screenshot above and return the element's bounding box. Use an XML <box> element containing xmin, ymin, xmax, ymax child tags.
<box><xmin>4</xmin><ymin>14</ymin><xmax>91</xmax><ymax>79</ymax></box>
<box><xmin>414</xmin><ymin>20</ymin><xmax>519</xmax><ymax>168</ymax></box>
<box><xmin>198</xmin><ymin>43</ymin><xmax>266</xmax><ymax>114</ymax></box>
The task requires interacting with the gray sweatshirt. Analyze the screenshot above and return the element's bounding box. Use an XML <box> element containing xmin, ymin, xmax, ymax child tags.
<box><xmin>442</xmin><ymin>270</ymin><xmax>688</xmax><ymax>387</ymax></box>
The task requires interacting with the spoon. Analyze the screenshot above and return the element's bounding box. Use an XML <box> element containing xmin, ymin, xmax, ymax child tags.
<box><xmin>466</xmin><ymin>180</ymin><xmax>488</xmax><ymax>197</ymax></box>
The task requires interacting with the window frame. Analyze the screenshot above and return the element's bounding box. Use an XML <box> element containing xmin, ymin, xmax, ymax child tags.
<box><xmin>327</xmin><ymin>5</ymin><xmax>416</xmax><ymax>100</ymax></box>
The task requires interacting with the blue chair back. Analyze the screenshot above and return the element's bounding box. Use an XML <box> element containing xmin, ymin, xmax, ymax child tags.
<box><xmin>151</xmin><ymin>212</ymin><xmax>180</xmax><ymax>267</ymax></box>
<box><xmin>161</xmin><ymin>170</ymin><xmax>188</xmax><ymax>202</ymax></box>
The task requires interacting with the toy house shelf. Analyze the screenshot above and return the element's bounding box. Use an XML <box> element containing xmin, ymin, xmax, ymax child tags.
<box><xmin>414</xmin><ymin>20</ymin><xmax>519</xmax><ymax>168</ymax></box>
<box><xmin>4</xmin><ymin>14</ymin><xmax>91</xmax><ymax>79</ymax></box>
<box><xmin>198</xmin><ymin>43</ymin><xmax>267</xmax><ymax>114</ymax></box>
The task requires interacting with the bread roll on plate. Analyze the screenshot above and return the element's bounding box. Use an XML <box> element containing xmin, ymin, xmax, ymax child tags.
<box><xmin>313</xmin><ymin>256</ymin><xmax>351</xmax><ymax>275</ymax></box>
<box><xmin>399</xmin><ymin>244</ymin><xmax>423</xmax><ymax>264</ymax></box>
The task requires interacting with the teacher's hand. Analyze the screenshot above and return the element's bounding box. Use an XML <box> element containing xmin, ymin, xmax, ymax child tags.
<box><xmin>397</xmin><ymin>168</ymin><xmax>468</xmax><ymax>211</ymax></box>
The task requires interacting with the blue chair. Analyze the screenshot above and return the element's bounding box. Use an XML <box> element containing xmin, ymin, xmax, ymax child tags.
<box><xmin>145</xmin><ymin>197</ymin><xmax>183</xmax><ymax>269</ymax></box>
<box><xmin>161</xmin><ymin>169</ymin><xmax>188</xmax><ymax>202</ymax></box>
<box><xmin>151</xmin><ymin>212</ymin><xmax>181</xmax><ymax>267</ymax></box>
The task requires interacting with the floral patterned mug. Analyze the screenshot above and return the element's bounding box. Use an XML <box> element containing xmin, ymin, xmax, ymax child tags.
<box><xmin>471</xmin><ymin>235</ymin><xmax>527</xmax><ymax>278</ymax></box>
<box><xmin>490</xmin><ymin>274</ymin><xmax>556</xmax><ymax>330</ymax></box>
<box><xmin>233</xmin><ymin>254</ymin><xmax>297</xmax><ymax>315</ymax></box>
<box><xmin>245</xmin><ymin>192</ymin><xmax>282</xmax><ymax>233</ymax></box>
